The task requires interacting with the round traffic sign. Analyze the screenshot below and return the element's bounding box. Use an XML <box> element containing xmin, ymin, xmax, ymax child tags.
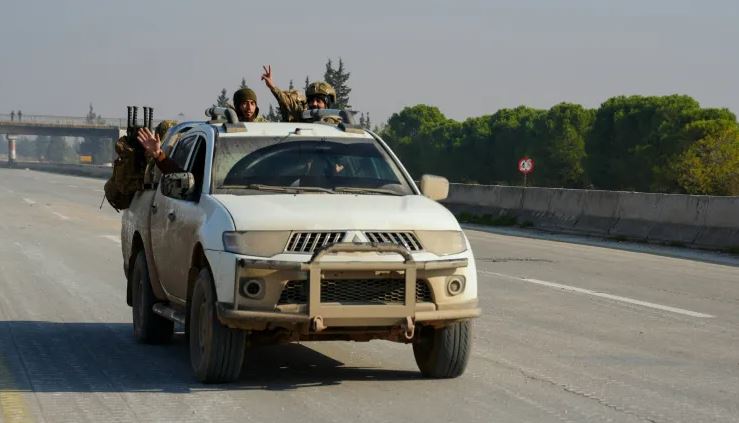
<box><xmin>518</xmin><ymin>157</ymin><xmax>535</xmax><ymax>175</ymax></box>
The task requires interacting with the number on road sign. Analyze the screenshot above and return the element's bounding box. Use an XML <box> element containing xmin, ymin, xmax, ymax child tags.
<box><xmin>518</xmin><ymin>157</ymin><xmax>534</xmax><ymax>175</ymax></box>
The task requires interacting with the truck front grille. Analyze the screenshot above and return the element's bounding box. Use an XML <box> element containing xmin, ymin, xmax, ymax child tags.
<box><xmin>364</xmin><ymin>232</ymin><xmax>422</xmax><ymax>251</ymax></box>
<box><xmin>278</xmin><ymin>279</ymin><xmax>434</xmax><ymax>305</ymax></box>
<box><xmin>285</xmin><ymin>232</ymin><xmax>345</xmax><ymax>253</ymax></box>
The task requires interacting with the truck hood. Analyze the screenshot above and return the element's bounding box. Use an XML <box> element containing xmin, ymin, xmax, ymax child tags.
<box><xmin>211</xmin><ymin>194</ymin><xmax>460</xmax><ymax>231</ymax></box>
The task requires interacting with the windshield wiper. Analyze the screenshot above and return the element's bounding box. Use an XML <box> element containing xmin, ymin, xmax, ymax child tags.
<box><xmin>292</xmin><ymin>186</ymin><xmax>335</xmax><ymax>194</ymax></box>
<box><xmin>224</xmin><ymin>184</ymin><xmax>299</xmax><ymax>193</ymax></box>
<box><xmin>333</xmin><ymin>186</ymin><xmax>404</xmax><ymax>196</ymax></box>
<box><xmin>223</xmin><ymin>184</ymin><xmax>335</xmax><ymax>194</ymax></box>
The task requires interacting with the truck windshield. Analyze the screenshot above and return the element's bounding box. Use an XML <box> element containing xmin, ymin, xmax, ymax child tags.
<box><xmin>212</xmin><ymin>136</ymin><xmax>414</xmax><ymax>195</ymax></box>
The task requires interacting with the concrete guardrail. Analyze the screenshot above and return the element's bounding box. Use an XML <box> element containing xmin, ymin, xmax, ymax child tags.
<box><xmin>4</xmin><ymin>161</ymin><xmax>737</xmax><ymax>251</ymax></box>
<box><xmin>5</xmin><ymin>161</ymin><xmax>112</xmax><ymax>179</ymax></box>
<box><xmin>444</xmin><ymin>183</ymin><xmax>738</xmax><ymax>251</ymax></box>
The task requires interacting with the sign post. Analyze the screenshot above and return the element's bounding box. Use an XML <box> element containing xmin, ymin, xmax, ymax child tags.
<box><xmin>517</xmin><ymin>156</ymin><xmax>534</xmax><ymax>187</ymax></box>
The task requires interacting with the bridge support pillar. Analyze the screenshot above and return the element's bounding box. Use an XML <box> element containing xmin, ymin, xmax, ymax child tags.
<box><xmin>6</xmin><ymin>135</ymin><xmax>17</xmax><ymax>166</ymax></box>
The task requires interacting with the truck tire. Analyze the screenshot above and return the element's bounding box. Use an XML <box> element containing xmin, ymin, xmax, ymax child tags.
<box><xmin>131</xmin><ymin>251</ymin><xmax>174</xmax><ymax>343</ymax></box>
<box><xmin>189</xmin><ymin>268</ymin><xmax>246</xmax><ymax>383</ymax></box>
<box><xmin>412</xmin><ymin>320</ymin><xmax>472</xmax><ymax>378</ymax></box>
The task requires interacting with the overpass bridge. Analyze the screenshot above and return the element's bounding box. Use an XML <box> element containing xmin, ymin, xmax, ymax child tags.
<box><xmin>0</xmin><ymin>113</ymin><xmax>159</xmax><ymax>164</ymax></box>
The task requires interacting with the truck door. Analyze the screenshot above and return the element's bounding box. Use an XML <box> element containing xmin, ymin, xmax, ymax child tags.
<box><xmin>149</xmin><ymin>135</ymin><xmax>207</xmax><ymax>301</ymax></box>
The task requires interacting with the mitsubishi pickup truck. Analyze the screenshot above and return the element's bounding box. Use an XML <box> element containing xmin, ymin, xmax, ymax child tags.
<box><xmin>120</xmin><ymin>110</ymin><xmax>481</xmax><ymax>383</ymax></box>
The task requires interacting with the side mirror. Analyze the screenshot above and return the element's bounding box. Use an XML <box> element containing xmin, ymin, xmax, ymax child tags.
<box><xmin>420</xmin><ymin>174</ymin><xmax>449</xmax><ymax>201</ymax></box>
<box><xmin>161</xmin><ymin>172</ymin><xmax>196</xmax><ymax>200</ymax></box>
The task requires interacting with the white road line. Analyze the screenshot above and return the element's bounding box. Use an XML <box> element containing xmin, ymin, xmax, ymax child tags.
<box><xmin>100</xmin><ymin>235</ymin><xmax>121</xmax><ymax>244</ymax></box>
<box><xmin>67</xmin><ymin>185</ymin><xmax>79</xmax><ymax>188</ymax></box>
<box><xmin>52</xmin><ymin>212</ymin><xmax>70</xmax><ymax>221</ymax></box>
<box><xmin>479</xmin><ymin>270</ymin><xmax>715</xmax><ymax>319</ymax></box>
<box><xmin>22</xmin><ymin>198</ymin><xmax>35</xmax><ymax>205</ymax></box>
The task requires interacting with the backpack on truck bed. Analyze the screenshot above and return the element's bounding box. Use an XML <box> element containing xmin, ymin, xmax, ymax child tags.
<box><xmin>103</xmin><ymin>106</ymin><xmax>155</xmax><ymax>211</ymax></box>
<box><xmin>104</xmin><ymin>135</ymin><xmax>146</xmax><ymax>211</ymax></box>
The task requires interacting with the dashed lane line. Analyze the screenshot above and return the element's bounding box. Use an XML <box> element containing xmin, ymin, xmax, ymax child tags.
<box><xmin>100</xmin><ymin>235</ymin><xmax>121</xmax><ymax>244</ymax></box>
<box><xmin>478</xmin><ymin>270</ymin><xmax>715</xmax><ymax>319</ymax></box>
<box><xmin>22</xmin><ymin>198</ymin><xmax>35</xmax><ymax>205</ymax></box>
<box><xmin>51</xmin><ymin>212</ymin><xmax>70</xmax><ymax>221</ymax></box>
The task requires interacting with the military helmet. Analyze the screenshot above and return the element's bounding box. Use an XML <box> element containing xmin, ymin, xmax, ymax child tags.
<box><xmin>306</xmin><ymin>81</ymin><xmax>336</xmax><ymax>105</ymax></box>
<box><xmin>155</xmin><ymin>120</ymin><xmax>178</xmax><ymax>139</ymax></box>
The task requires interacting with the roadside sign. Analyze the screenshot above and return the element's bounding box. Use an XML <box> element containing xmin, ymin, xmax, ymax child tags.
<box><xmin>518</xmin><ymin>157</ymin><xmax>534</xmax><ymax>175</ymax></box>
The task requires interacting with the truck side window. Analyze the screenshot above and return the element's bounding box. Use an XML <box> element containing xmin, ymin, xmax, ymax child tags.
<box><xmin>188</xmin><ymin>137</ymin><xmax>206</xmax><ymax>195</ymax></box>
<box><xmin>170</xmin><ymin>135</ymin><xmax>197</xmax><ymax>170</ymax></box>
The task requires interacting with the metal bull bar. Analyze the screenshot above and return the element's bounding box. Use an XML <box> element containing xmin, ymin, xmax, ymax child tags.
<box><xmin>303</xmin><ymin>243</ymin><xmax>418</xmax><ymax>335</ymax></box>
<box><xmin>223</xmin><ymin>243</ymin><xmax>469</xmax><ymax>334</ymax></box>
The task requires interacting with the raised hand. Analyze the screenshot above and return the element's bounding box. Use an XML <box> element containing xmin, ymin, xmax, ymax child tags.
<box><xmin>261</xmin><ymin>65</ymin><xmax>275</xmax><ymax>89</ymax></box>
<box><xmin>137</xmin><ymin>127</ymin><xmax>161</xmax><ymax>158</ymax></box>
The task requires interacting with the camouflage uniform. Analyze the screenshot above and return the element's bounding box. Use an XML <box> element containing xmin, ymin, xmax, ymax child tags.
<box><xmin>268</xmin><ymin>86</ymin><xmax>307</xmax><ymax>122</ymax></box>
<box><xmin>269</xmin><ymin>81</ymin><xmax>343</xmax><ymax>125</ymax></box>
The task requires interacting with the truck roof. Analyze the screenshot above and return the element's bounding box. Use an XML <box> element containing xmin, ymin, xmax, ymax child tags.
<box><xmin>215</xmin><ymin>122</ymin><xmax>374</xmax><ymax>139</ymax></box>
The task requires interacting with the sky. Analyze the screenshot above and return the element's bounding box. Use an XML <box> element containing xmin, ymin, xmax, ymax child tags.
<box><xmin>1</xmin><ymin>0</ymin><xmax>738</xmax><ymax>125</ymax></box>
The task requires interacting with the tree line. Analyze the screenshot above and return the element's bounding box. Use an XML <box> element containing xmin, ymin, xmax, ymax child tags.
<box><xmin>380</xmin><ymin>96</ymin><xmax>739</xmax><ymax>196</ymax></box>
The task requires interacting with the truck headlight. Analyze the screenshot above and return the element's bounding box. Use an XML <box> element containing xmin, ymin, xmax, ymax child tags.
<box><xmin>222</xmin><ymin>231</ymin><xmax>291</xmax><ymax>257</ymax></box>
<box><xmin>415</xmin><ymin>230</ymin><xmax>467</xmax><ymax>256</ymax></box>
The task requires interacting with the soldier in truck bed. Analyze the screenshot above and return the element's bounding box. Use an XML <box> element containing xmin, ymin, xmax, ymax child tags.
<box><xmin>138</xmin><ymin>87</ymin><xmax>269</xmax><ymax>174</ymax></box>
<box><xmin>260</xmin><ymin>65</ymin><xmax>341</xmax><ymax>124</ymax></box>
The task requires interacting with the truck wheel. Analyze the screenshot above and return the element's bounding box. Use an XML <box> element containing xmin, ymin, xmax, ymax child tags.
<box><xmin>412</xmin><ymin>320</ymin><xmax>472</xmax><ymax>378</ymax></box>
<box><xmin>131</xmin><ymin>251</ymin><xmax>174</xmax><ymax>343</ymax></box>
<box><xmin>189</xmin><ymin>268</ymin><xmax>246</xmax><ymax>383</ymax></box>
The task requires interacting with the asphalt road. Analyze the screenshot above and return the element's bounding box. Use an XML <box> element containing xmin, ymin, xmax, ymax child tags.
<box><xmin>0</xmin><ymin>167</ymin><xmax>738</xmax><ymax>423</ymax></box>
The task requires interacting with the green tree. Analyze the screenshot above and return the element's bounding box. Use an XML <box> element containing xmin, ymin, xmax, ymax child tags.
<box><xmin>265</xmin><ymin>104</ymin><xmax>281</xmax><ymax>122</ymax></box>
<box><xmin>324</xmin><ymin>58</ymin><xmax>351</xmax><ymax>108</ymax></box>
<box><xmin>239</xmin><ymin>78</ymin><xmax>248</xmax><ymax>89</ymax></box>
<box><xmin>304</xmin><ymin>76</ymin><xmax>310</xmax><ymax>92</ymax></box>
<box><xmin>36</xmin><ymin>136</ymin><xmax>50</xmax><ymax>160</ymax></box>
<box><xmin>530</xmin><ymin>103</ymin><xmax>594</xmax><ymax>187</ymax></box>
<box><xmin>482</xmin><ymin>106</ymin><xmax>544</xmax><ymax>185</ymax></box>
<box><xmin>46</xmin><ymin>136</ymin><xmax>76</xmax><ymax>163</ymax></box>
<box><xmin>382</xmin><ymin>105</ymin><xmax>452</xmax><ymax>177</ymax></box>
<box><xmin>585</xmin><ymin>95</ymin><xmax>703</xmax><ymax>191</ymax></box>
<box><xmin>672</xmin><ymin>123</ymin><xmax>739</xmax><ymax>195</ymax></box>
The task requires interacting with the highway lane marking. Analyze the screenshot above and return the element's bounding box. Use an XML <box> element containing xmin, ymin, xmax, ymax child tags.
<box><xmin>479</xmin><ymin>270</ymin><xmax>715</xmax><ymax>318</ymax></box>
<box><xmin>100</xmin><ymin>235</ymin><xmax>121</xmax><ymax>244</ymax></box>
<box><xmin>0</xmin><ymin>357</ymin><xmax>32</xmax><ymax>423</ymax></box>
<box><xmin>21</xmin><ymin>198</ymin><xmax>35</xmax><ymax>205</ymax></box>
<box><xmin>51</xmin><ymin>212</ymin><xmax>70</xmax><ymax>221</ymax></box>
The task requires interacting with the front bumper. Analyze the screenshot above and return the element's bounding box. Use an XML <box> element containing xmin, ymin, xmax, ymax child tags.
<box><xmin>216</xmin><ymin>243</ymin><xmax>481</xmax><ymax>335</ymax></box>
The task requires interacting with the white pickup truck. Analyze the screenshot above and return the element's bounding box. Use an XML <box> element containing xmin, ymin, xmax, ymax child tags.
<box><xmin>121</xmin><ymin>114</ymin><xmax>480</xmax><ymax>382</ymax></box>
